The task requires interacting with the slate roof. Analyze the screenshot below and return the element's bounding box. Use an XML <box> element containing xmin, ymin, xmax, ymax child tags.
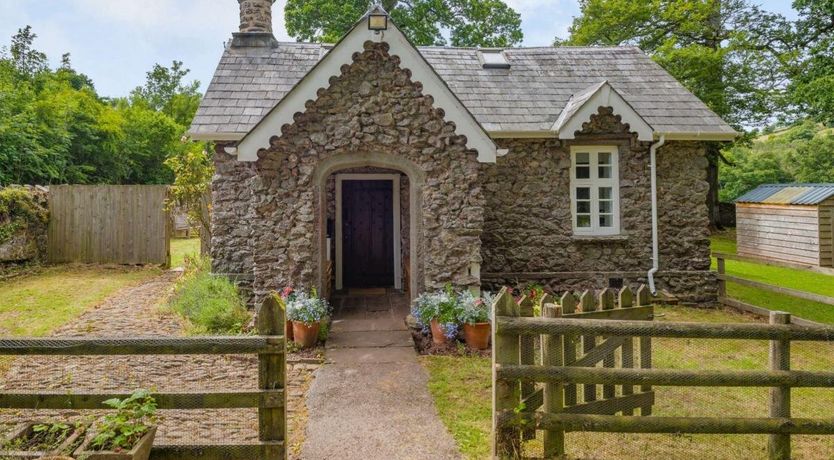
<box><xmin>736</xmin><ymin>184</ymin><xmax>834</xmax><ymax>205</ymax></box>
<box><xmin>190</xmin><ymin>41</ymin><xmax>736</xmax><ymax>139</ymax></box>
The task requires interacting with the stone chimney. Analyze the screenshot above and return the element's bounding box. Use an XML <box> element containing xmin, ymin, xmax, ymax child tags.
<box><xmin>238</xmin><ymin>0</ymin><xmax>273</xmax><ymax>33</ymax></box>
<box><xmin>232</xmin><ymin>0</ymin><xmax>278</xmax><ymax>48</ymax></box>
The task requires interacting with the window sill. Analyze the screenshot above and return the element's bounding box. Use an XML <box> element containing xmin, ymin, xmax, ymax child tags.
<box><xmin>572</xmin><ymin>234</ymin><xmax>628</xmax><ymax>242</ymax></box>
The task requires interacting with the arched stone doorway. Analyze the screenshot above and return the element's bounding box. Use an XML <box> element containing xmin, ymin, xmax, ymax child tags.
<box><xmin>314</xmin><ymin>153</ymin><xmax>423</xmax><ymax>299</ymax></box>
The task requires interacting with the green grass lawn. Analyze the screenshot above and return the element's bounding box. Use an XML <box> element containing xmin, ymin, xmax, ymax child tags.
<box><xmin>171</xmin><ymin>237</ymin><xmax>201</xmax><ymax>268</ymax></box>
<box><xmin>422</xmin><ymin>306</ymin><xmax>834</xmax><ymax>459</ymax></box>
<box><xmin>710</xmin><ymin>230</ymin><xmax>834</xmax><ymax>324</ymax></box>
<box><xmin>0</xmin><ymin>265</ymin><xmax>160</xmax><ymax>336</ymax></box>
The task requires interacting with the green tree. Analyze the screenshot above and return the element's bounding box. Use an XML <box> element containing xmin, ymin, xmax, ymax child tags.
<box><xmin>284</xmin><ymin>0</ymin><xmax>523</xmax><ymax>47</ymax></box>
<box><xmin>130</xmin><ymin>61</ymin><xmax>201</xmax><ymax>127</ymax></box>
<box><xmin>789</xmin><ymin>134</ymin><xmax>834</xmax><ymax>183</ymax></box>
<box><xmin>785</xmin><ymin>0</ymin><xmax>834</xmax><ymax>124</ymax></box>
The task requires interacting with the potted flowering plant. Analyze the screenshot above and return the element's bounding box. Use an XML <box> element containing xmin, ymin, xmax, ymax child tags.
<box><xmin>411</xmin><ymin>286</ymin><xmax>461</xmax><ymax>345</ymax></box>
<box><xmin>286</xmin><ymin>288</ymin><xmax>331</xmax><ymax>348</ymax></box>
<box><xmin>457</xmin><ymin>290</ymin><xmax>494</xmax><ymax>350</ymax></box>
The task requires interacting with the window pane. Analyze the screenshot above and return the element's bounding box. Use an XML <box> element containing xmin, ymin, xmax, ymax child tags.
<box><xmin>598</xmin><ymin>165</ymin><xmax>612</xmax><ymax>178</ymax></box>
<box><xmin>599</xmin><ymin>187</ymin><xmax>612</xmax><ymax>200</ymax></box>
<box><xmin>577</xmin><ymin>215</ymin><xmax>591</xmax><ymax>228</ymax></box>
<box><xmin>600</xmin><ymin>214</ymin><xmax>613</xmax><ymax>227</ymax></box>
<box><xmin>599</xmin><ymin>200</ymin><xmax>612</xmax><ymax>214</ymax></box>
<box><xmin>576</xmin><ymin>166</ymin><xmax>590</xmax><ymax>179</ymax></box>
<box><xmin>576</xmin><ymin>187</ymin><xmax>590</xmax><ymax>200</ymax></box>
<box><xmin>598</xmin><ymin>152</ymin><xmax>611</xmax><ymax>165</ymax></box>
<box><xmin>577</xmin><ymin>201</ymin><xmax>591</xmax><ymax>213</ymax></box>
<box><xmin>576</xmin><ymin>152</ymin><xmax>590</xmax><ymax>164</ymax></box>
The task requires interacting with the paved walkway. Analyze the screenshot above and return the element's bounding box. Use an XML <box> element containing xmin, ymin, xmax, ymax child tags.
<box><xmin>301</xmin><ymin>290</ymin><xmax>460</xmax><ymax>459</ymax></box>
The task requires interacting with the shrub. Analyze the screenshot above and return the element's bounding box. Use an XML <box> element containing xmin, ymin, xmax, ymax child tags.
<box><xmin>168</xmin><ymin>256</ymin><xmax>251</xmax><ymax>334</ymax></box>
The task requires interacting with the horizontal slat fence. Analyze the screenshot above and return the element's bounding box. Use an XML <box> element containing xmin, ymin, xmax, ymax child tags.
<box><xmin>492</xmin><ymin>289</ymin><xmax>834</xmax><ymax>460</ymax></box>
<box><xmin>714</xmin><ymin>251</ymin><xmax>834</xmax><ymax>327</ymax></box>
<box><xmin>47</xmin><ymin>185</ymin><xmax>171</xmax><ymax>265</ymax></box>
<box><xmin>0</xmin><ymin>297</ymin><xmax>287</xmax><ymax>460</ymax></box>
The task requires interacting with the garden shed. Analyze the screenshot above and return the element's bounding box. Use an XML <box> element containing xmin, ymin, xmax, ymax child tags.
<box><xmin>735</xmin><ymin>184</ymin><xmax>834</xmax><ymax>267</ymax></box>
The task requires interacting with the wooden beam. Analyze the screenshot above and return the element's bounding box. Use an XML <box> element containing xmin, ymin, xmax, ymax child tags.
<box><xmin>496</xmin><ymin>365</ymin><xmax>834</xmax><ymax>387</ymax></box>
<box><xmin>0</xmin><ymin>337</ymin><xmax>284</xmax><ymax>356</ymax></box>
<box><xmin>529</xmin><ymin>413</ymin><xmax>834</xmax><ymax>435</ymax></box>
<box><xmin>0</xmin><ymin>389</ymin><xmax>284</xmax><ymax>410</ymax></box>
<box><xmin>718</xmin><ymin>297</ymin><xmax>825</xmax><ymax>328</ymax></box>
<box><xmin>150</xmin><ymin>443</ymin><xmax>284</xmax><ymax>460</ymax></box>
<box><xmin>712</xmin><ymin>251</ymin><xmax>834</xmax><ymax>277</ymax></box>
<box><xmin>717</xmin><ymin>274</ymin><xmax>834</xmax><ymax>306</ymax></box>
<box><xmin>496</xmin><ymin>317</ymin><xmax>834</xmax><ymax>341</ymax></box>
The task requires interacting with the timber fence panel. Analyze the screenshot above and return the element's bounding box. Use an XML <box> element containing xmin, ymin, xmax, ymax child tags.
<box><xmin>0</xmin><ymin>297</ymin><xmax>287</xmax><ymax>460</ymax></box>
<box><xmin>47</xmin><ymin>185</ymin><xmax>171</xmax><ymax>265</ymax></box>
<box><xmin>492</xmin><ymin>291</ymin><xmax>834</xmax><ymax>459</ymax></box>
<box><xmin>492</xmin><ymin>287</ymin><xmax>521</xmax><ymax>459</ymax></box>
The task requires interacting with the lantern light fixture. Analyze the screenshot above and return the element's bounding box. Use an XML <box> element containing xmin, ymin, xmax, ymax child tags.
<box><xmin>368</xmin><ymin>12</ymin><xmax>388</xmax><ymax>31</ymax></box>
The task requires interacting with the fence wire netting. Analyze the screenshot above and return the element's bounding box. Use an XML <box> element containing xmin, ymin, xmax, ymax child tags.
<box><xmin>0</xmin><ymin>332</ymin><xmax>308</xmax><ymax>458</ymax></box>
<box><xmin>503</xmin><ymin>286</ymin><xmax>834</xmax><ymax>459</ymax></box>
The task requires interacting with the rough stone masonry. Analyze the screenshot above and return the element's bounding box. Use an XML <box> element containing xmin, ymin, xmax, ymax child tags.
<box><xmin>210</xmin><ymin>43</ymin><xmax>716</xmax><ymax>304</ymax></box>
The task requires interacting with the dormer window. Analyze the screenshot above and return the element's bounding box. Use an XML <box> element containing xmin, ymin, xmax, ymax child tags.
<box><xmin>479</xmin><ymin>50</ymin><xmax>510</xmax><ymax>69</ymax></box>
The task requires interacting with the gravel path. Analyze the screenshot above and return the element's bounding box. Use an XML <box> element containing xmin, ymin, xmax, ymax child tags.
<box><xmin>0</xmin><ymin>270</ymin><xmax>318</xmax><ymax>458</ymax></box>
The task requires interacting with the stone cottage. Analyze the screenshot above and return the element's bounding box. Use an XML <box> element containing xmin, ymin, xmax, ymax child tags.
<box><xmin>189</xmin><ymin>1</ymin><xmax>737</xmax><ymax>304</ymax></box>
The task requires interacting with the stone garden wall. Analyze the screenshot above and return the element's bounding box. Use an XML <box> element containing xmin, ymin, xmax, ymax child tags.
<box><xmin>243</xmin><ymin>41</ymin><xmax>484</xmax><ymax>300</ymax></box>
<box><xmin>0</xmin><ymin>185</ymin><xmax>49</xmax><ymax>269</ymax></box>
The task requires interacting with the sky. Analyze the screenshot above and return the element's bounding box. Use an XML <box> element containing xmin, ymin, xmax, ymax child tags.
<box><xmin>0</xmin><ymin>0</ymin><xmax>798</xmax><ymax>98</ymax></box>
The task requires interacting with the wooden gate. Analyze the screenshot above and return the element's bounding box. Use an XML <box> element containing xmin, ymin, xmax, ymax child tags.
<box><xmin>494</xmin><ymin>286</ymin><xmax>655</xmax><ymax>458</ymax></box>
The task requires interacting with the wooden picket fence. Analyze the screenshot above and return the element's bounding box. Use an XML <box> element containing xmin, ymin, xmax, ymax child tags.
<box><xmin>494</xmin><ymin>286</ymin><xmax>655</xmax><ymax>458</ymax></box>
<box><xmin>492</xmin><ymin>286</ymin><xmax>834</xmax><ymax>459</ymax></box>
<box><xmin>0</xmin><ymin>297</ymin><xmax>288</xmax><ymax>460</ymax></box>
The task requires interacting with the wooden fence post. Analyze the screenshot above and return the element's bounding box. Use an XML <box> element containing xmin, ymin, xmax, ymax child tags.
<box><xmin>561</xmin><ymin>293</ymin><xmax>578</xmax><ymax>408</ymax></box>
<box><xmin>257</xmin><ymin>296</ymin><xmax>287</xmax><ymax>460</ymax></box>
<box><xmin>580</xmin><ymin>290</ymin><xmax>597</xmax><ymax>403</ymax></box>
<box><xmin>518</xmin><ymin>295</ymin><xmax>536</xmax><ymax>441</ymax></box>
<box><xmin>599</xmin><ymin>288</ymin><xmax>616</xmax><ymax>400</ymax></box>
<box><xmin>542</xmin><ymin>303</ymin><xmax>565</xmax><ymax>458</ymax></box>
<box><xmin>636</xmin><ymin>285</ymin><xmax>653</xmax><ymax>415</ymax></box>
<box><xmin>717</xmin><ymin>256</ymin><xmax>727</xmax><ymax>298</ymax></box>
<box><xmin>618</xmin><ymin>287</ymin><xmax>635</xmax><ymax>415</ymax></box>
<box><xmin>493</xmin><ymin>288</ymin><xmax>521</xmax><ymax>459</ymax></box>
<box><xmin>768</xmin><ymin>311</ymin><xmax>791</xmax><ymax>460</ymax></box>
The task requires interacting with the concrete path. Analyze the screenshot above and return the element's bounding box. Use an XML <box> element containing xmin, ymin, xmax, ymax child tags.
<box><xmin>301</xmin><ymin>291</ymin><xmax>461</xmax><ymax>459</ymax></box>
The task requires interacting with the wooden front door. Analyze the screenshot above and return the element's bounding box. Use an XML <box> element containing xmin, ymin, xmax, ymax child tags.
<box><xmin>342</xmin><ymin>180</ymin><xmax>394</xmax><ymax>287</ymax></box>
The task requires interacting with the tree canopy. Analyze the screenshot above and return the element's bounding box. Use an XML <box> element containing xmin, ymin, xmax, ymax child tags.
<box><xmin>284</xmin><ymin>0</ymin><xmax>523</xmax><ymax>47</ymax></box>
<box><xmin>0</xmin><ymin>27</ymin><xmax>204</xmax><ymax>186</ymax></box>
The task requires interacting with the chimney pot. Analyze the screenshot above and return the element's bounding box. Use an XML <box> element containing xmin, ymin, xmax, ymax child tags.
<box><xmin>239</xmin><ymin>0</ymin><xmax>273</xmax><ymax>33</ymax></box>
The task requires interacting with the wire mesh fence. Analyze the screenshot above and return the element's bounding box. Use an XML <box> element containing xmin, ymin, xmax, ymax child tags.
<box><xmin>493</xmin><ymin>285</ymin><xmax>834</xmax><ymax>460</ymax></box>
<box><xmin>0</xmin><ymin>297</ymin><xmax>289</xmax><ymax>460</ymax></box>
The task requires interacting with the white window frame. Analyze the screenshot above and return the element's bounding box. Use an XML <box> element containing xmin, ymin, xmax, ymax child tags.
<box><xmin>570</xmin><ymin>145</ymin><xmax>621</xmax><ymax>236</ymax></box>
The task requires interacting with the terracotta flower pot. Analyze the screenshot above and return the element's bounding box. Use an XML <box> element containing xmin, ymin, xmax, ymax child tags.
<box><xmin>292</xmin><ymin>321</ymin><xmax>321</xmax><ymax>348</ymax></box>
<box><xmin>286</xmin><ymin>319</ymin><xmax>294</xmax><ymax>341</ymax></box>
<box><xmin>74</xmin><ymin>426</ymin><xmax>156</xmax><ymax>460</ymax></box>
<box><xmin>463</xmin><ymin>322</ymin><xmax>491</xmax><ymax>350</ymax></box>
<box><xmin>430</xmin><ymin>319</ymin><xmax>449</xmax><ymax>345</ymax></box>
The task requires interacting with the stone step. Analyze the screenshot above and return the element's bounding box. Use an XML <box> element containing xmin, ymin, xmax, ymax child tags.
<box><xmin>326</xmin><ymin>330</ymin><xmax>414</xmax><ymax>349</ymax></box>
<box><xmin>326</xmin><ymin>346</ymin><xmax>416</xmax><ymax>364</ymax></box>
<box><xmin>330</xmin><ymin>317</ymin><xmax>408</xmax><ymax>333</ymax></box>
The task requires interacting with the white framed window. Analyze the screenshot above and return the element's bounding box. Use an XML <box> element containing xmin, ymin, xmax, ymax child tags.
<box><xmin>570</xmin><ymin>145</ymin><xmax>621</xmax><ymax>236</ymax></box>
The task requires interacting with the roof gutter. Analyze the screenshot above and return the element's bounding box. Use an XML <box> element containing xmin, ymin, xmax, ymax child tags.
<box><xmin>647</xmin><ymin>134</ymin><xmax>666</xmax><ymax>295</ymax></box>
